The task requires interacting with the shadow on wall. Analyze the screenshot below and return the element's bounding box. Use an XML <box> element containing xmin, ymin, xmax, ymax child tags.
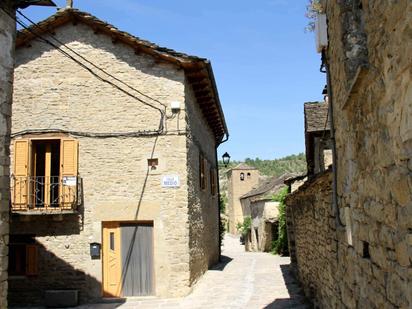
<box><xmin>8</xmin><ymin>238</ymin><xmax>125</xmax><ymax>307</ymax></box>
<box><xmin>262</xmin><ymin>264</ymin><xmax>311</xmax><ymax>309</ymax></box>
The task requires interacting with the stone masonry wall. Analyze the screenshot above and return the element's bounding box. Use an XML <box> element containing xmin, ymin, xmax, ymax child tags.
<box><xmin>287</xmin><ymin>1</ymin><xmax>411</xmax><ymax>308</ymax></box>
<box><xmin>185</xmin><ymin>80</ymin><xmax>219</xmax><ymax>286</ymax></box>
<box><xmin>0</xmin><ymin>1</ymin><xmax>14</xmax><ymax>308</ymax></box>
<box><xmin>286</xmin><ymin>171</ymin><xmax>342</xmax><ymax>308</ymax></box>
<box><xmin>9</xmin><ymin>20</ymin><xmax>210</xmax><ymax>304</ymax></box>
<box><xmin>326</xmin><ymin>1</ymin><xmax>411</xmax><ymax>308</ymax></box>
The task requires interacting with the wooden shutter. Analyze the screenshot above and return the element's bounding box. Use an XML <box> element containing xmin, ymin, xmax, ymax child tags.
<box><xmin>26</xmin><ymin>244</ymin><xmax>38</xmax><ymax>276</ymax></box>
<box><xmin>13</xmin><ymin>139</ymin><xmax>30</xmax><ymax>208</ymax></box>
<box><xmin>199</xmin><ymin>154</ymin><xmax>206</xmax><ymax>190</ymax></box>
<box><xmin>60</xmin><ymin>139</ymin><xmax>79</xmax><ymax>209</ymax></box>
<box><xmin>210</xmin><ymin>168</ymin><xmax>217</xmax><ymax>196</ymax></box>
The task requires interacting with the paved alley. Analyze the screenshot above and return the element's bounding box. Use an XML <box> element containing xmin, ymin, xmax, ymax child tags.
<box><xmin>80</xmin><ymin>235</ymin><xmax>309</xmax><ymax>309</ymax></box>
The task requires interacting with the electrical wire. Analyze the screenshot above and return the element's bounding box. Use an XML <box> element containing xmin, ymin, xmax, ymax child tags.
<box><xmin>11</xmin><ymin>128</ymin><xmax>162</xmax><ymax>139</ymax></box>
<box><xmin>2</xmin><ymin>7</ymin><xmax>167</xmax><ymax>136</ymax></box>
<box><xmin>13</xmin><ymin>12</ymin><xmax>163</xmax><ymax>115</ymax></box>
<box><xmin>16</xmin><ymin>9</ymin><xmax>168</xmax><ymax>109</ymax></box>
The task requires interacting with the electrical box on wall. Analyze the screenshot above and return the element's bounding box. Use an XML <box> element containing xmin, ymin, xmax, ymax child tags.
<box><xmin>315</xmin><ymin>14</ymin><xmax>328</xmax><ymax>53</ymax></box>
<box><xmin>90</xmin><ymin>242</ymin><xmax>101</xmax><ymax>259</ymax></box>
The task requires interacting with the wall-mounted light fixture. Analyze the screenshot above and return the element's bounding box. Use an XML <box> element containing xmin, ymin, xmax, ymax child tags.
<box><xmin>222</xmin><ymin>152</ymin><xmax>231</xmax><ymax>167</ymax></box>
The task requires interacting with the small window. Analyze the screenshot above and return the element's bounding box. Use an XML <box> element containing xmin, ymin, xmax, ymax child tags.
<box><xmin>110</xmin><ymin>232</ymin><xmax>115</xmax><ymax>251</ymax></box>
<box><xmin>199</xmin><ymin>154</ymin><xmax>206</xmax><ymax>190</ymax></box>
<box><xmin>210</xmin><ymin>168</ymin><xmax>217</xmax><ymax>196</ymax></box>
<box><xmin>362</xmin><ymin>241</ymin><xmax>370</xmax><ymax>259</ymax></box>
<box><xmin>147</xmin><ymin>158</ymin><xmax>158</xmax><ymax>171</ymax></box>
<box><xmin>240</xmin><ymin>173</ymin><xmax>245</xmax><ymax>181</ymax></box>
<box><xmin>247</xmin><ymin>172</ymin><xmax>251</xmax><ymax>179</ymax></box>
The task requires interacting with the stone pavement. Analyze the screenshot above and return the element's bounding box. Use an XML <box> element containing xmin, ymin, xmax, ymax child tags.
<box><xmin>78</xmin><ymin>234</ymin><xmax>310</xmax><ymax>309</ymax></box>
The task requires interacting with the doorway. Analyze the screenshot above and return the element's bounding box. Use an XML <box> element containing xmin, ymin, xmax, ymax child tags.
<box><xmin>102</xmin><ymin>222</ymin><xmax>154</xmax><ymax>297</ymax></box>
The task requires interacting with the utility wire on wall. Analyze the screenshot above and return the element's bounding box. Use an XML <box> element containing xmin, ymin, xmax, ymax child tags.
<box><xmin>2</xmin><ymin>7</ymin><xmax>181</xmax><ymax>138</ymax></box>
<box><xmin>16</xmin><ymin>10</ymin><xmax>168</xmax><ymax>109</ymax></box>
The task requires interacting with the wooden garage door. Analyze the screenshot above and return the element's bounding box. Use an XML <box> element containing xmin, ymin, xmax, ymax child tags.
<box><xmin>120</xmin><ymin>223</ymin><xmax>154</xmax><ymax>296</ymax></box>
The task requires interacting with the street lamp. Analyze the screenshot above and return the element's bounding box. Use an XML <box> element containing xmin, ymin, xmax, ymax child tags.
<box><xmin>222</xmin><ymin>152</ymin><xmax>231</xmax><ymax>167</ymax></box>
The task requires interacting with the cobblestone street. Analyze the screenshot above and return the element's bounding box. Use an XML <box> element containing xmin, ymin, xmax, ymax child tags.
<box><xmin>79</xmin><ymin>235</ymin><xmax>309</xmax><ymax>309</ymax></box>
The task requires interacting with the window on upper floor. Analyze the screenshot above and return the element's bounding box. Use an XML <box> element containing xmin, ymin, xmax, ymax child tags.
<box><xmin>199</xmin><ymin>153</ymin><xmax>206</xmax><ymax>190</ymax></box>
<box><xmin>210</xmin><ymin>168</ymin><xmax>217</xmax><ymax>196</ymax></box>
<box><xmin>11</xmin><ymin>137</ymin><xmax>79</xmax><ymax>212</ymax></box>
<box><xmin>240</xmin><ymin>172</ymin><xmax>245</xmax><ymax>181</ymax></box>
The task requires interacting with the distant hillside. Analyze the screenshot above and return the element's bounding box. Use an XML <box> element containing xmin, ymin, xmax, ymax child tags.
<box><xmin>219</xmin><ymin>153</ymin><xmax>307</xmax><ymax>178</ymax></box>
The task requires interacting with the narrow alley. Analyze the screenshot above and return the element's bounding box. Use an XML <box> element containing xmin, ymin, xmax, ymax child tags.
<box><xmin>76</xmin><ymin>235</ymin><xmax>309</xmax><ymax>309</ymax></box>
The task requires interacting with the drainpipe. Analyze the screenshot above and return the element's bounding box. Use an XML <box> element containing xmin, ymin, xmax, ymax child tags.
<box><xmin>215</xmin><ymin>133</ymin><xmax>229</xmax><ymax>261</ymax></box>
<box><xmin>322</xmin><ymin>50</ymin><xmax>344</xmax><ymax>228</ymax></box>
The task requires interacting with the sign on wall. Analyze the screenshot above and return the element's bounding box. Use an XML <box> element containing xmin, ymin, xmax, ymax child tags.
<box><xmin>63</xmin><ymin>176</ymin><xmax>77</xmax><ymax>186</ymax></box>
<box><xmin>161</xmin><ymin>175</ymin><xmax>180</xmax><ymax>188</ymax></box>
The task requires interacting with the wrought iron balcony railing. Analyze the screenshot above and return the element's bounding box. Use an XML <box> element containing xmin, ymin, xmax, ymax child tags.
<box><xmin>11</xmin><ymin>175</ymin><xmax>81</xmax><ymax>212</ymax></box>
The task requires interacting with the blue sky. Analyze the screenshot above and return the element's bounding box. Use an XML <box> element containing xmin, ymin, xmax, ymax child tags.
<box><xmin>22</xmin><ymin>0</ymin><xmax>325</xmax><ymax>161</ymax></box>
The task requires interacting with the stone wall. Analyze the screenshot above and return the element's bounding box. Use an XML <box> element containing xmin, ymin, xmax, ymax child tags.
<box><xmin>247</xmin><ymin>200</ymin><xmax>279</xmax><ymax>252</ymax></box>
<box><xmin>287</xmin><ymin>1</ymin><xmax>412</xmax><ymax>308</ymax></box>
<box><xmin>286</xmin><ymin>171</ymin><xmax>340</xmax><ymax>308</ymax></box>
<box><xmin>185</xmin><ymin>79</ymin><xmax>219</xmax><ymax>286</ymax></box>
<box><xmin>10</xmin><ymin>20</ymin><xmax>218</xmax><ymax>305</ymax></box>
<box><xmin>327</xmin><ymin>1</ymin><xmax>411</xmax><ymax>308</ymax></box>
<box><xmin>0</xmin><ymin>1</ymin><xmax>14</xmax><ymax>308</ymax></box>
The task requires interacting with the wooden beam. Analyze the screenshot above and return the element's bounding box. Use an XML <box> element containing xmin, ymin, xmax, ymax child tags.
<box><xmin>191</xmin><ymin>83</ymin><xmax>209</xmax><ymax>91</ymax></box>
<box><xmin>195</xmin><ymin>90</ymin><xmax>210</xmax><ymax>97</ymax></box>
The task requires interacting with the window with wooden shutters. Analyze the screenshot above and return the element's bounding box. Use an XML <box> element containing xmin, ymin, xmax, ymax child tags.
<box><xmin>12</xmin><ymin>139</ymin><xmax>30</xmax><ymax>209</ymax></box>
<box><xmin>199</xmin><ymin>154</ymin><xmax>206</xmax><ymax>190</ymax></box>
<box><xmin>11</xmin><ymin>137</ymin><xmax>79</xmax><ymax>212</ymax></box>
<box><xmin>60</xmin><ymin>139</ymin><xmax>79</xmax><ymax>209</ymax></box>
<box><xmin>9</xmin><ymin>235</ymin><xmax>37</xmax><ymax>277</ymax></box>
<box><xmin>210</xmin><ymin>168</ymin><xmax>217</xmax><ymax>196</ymax></box>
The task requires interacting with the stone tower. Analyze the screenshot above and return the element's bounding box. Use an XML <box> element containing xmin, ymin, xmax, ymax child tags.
<box><xmin>227</xmin><ymin>164</ymin><xmax>259</xmax><ymax>234</ymax></box>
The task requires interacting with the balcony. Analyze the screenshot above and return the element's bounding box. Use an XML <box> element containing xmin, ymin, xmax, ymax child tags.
<box><xmin>11</xmin><ymin>176</ymin><xmax>81</xmax><ymax>214</ymax></box>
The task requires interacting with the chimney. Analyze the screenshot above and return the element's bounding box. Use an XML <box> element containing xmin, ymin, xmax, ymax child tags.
<box><xmin>66</xmin><ymin>0</ymin><xmax>73</xmax><ymax>8</ymax></box>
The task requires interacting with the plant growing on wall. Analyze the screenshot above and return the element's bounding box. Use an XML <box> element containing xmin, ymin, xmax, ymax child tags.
<box><xmin>305</xmin><ymin>0</ymin><xmax>324</xmax><ymax>32</ymax></box>
<box><xmin>236</xmin><ymin>216</ymin><xmax>251</xmax><ymax>237</ymax></box>
<box><xmin>271</xmin><ymin>186</ymin><xmax>289</xmax><ymax>255</ymax></box>
<box><xmin>219</xmin><ymin>195</ymin><xmax>226</xmax><ymax>247</ymax></box>
<box><xmin>219</xmin><ymin>192</ymin><xmax>227</xmax><ymax>214</ymax></box>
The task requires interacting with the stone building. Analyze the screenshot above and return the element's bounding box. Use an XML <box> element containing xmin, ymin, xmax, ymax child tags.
<box><xmin>0</xmin><ymin>3</ymin><xmax>15</xmax><ymax>307</ymax></box>
<box><xmin>226</xmin><ymin>163</ymin><xmax>259</xmax><ymax>234</ymax></box>
<box><xmin>0</xmin><ymin>1</ymin><xmax>55</xmax><ymax>307</ymax></box>
<box><xmin>8</xmin><ymin>8</ymin><xmax>228</xmax><ymax>306</ymax></box>
<box><xmin>304</xmin><ymin>101</ymin><xmax>332</xmax><ymax>177</ymax></box>
<box><xmin>286</xmin><ymin>1</ymin><xmax>411</xmax><ymax>308</ymax></box>
<box><xmin>240</xmin><ymin>175</ymin><xmax>290</xmax><ymax>252</ymax></box>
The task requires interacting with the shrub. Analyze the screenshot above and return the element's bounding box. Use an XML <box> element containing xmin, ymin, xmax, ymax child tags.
<box><xmin>236</xmin><ymin>216</ymin><xmax>251</xmax><ymax>237</ymax></box>
<box><xmin>219</xmin><ymin>195</ymin><xmax>226</xmax><ymax>247</ymax></box>
<box><xmin>271</xmin><ymin>186</ymin><xmax>289</xmax><ymax>255</ymax></box>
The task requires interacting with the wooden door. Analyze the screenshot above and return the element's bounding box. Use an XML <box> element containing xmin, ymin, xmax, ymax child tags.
<box><xmin>120</xmin><ymin>223</ymin><xmax>154</xmax><ymax>296</ymax></box>
<box><xmin>103</xmin><ymin>222</ymin><xmax>121</xmax><ymax>297</ymax></box>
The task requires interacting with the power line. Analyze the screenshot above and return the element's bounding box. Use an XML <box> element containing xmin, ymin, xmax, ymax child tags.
<box><xmin>17</xmin><ymin>9</ymin><xmax>168</xmax><ymax>109</ymax></box>
<box><xmin>2</xmin><ymin>7</ymin><xmax>166</xmax><ymax>135</ymax></box>
<box><xmin>13</xmin><ymin>12</ymin><xmax>163</xmax><ymax>114</ymax></box>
